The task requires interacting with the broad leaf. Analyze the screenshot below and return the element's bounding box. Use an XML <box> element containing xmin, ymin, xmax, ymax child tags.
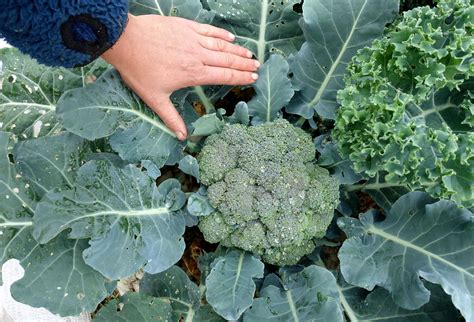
<box><xmin>129</xmin><ymin>0</ymin><xmax>214</xmax><ymax>23</ymax></box>
<box><xmin>10</xmin><ymin>234</ymin><xmax>108</xmax><ymax>317</ymax></box>
<box><xmin>227</xmin><ymin>102</ymin><xmax>250</xmax><ymax>125</ymax></box>
<box><xmin>345</xmin><ymin>173</ymin><xmax>411</xmax><ymax>212</ymax></box>
<box><xmin>140</xmin><ymin>160</ymin><xmax>162</xmax><ymax>180</ymax></box>
<box><xmin>194</xmin><ymin>305</ymin><xmax>226</xmax><ymax>322</ymax></box>
<box><xmin>0</xmin><ymin>131</ymin><xmax>35</xmax><ymax>282</ymax></box>
<box><xmin>206</xmin><ymin>250</ymin><xmax>264</xmax><ymax>320</ymax></box>
<box><xmin>191</xmin><ymin>113</ymin><xmax>224</xmax><ymax>137</ymax></box>
<box><xmin>338</xmin><ymin>279</ymin><xmax>459</xmax><ymax>322</ymax></box>
<box><xmin>187</xmin><ymin>187</ymin><xmax>215</xmax><ymax>217</ymax></box>
<box><xmin>185</xmin><ymin>85</ymin><xmax>234</xmax><ymax>115</ymax></box>
<box><xmin>140</xmin><ymin>266</ymin><xmax>200</xmax><ymax>321</ymax></box>
<box><xmin>207</xmin><ymin>0</ymin><xmax>304</xmax><ymax>63</ymax></box>
<box><xmin>287</xmin><ymin>0</ymin><xmax>399</xmax><ymax>119</ymax></box>
<box><xmin>33</xmin><ymin>161</ymin><xmax>187</xmax><ymax>280</ymax></box>
<box><xmin>244</xmin><ymin>265</ymin><xmax>344</xmax><ymax>322</ymax></box>
<box><xmin>198</xmin><ymin>247</ymin><xmax>229</xmax><ymax>284</ymax></box>
<box><xmin>338</xmin><ymin>192</ymin><xmax>474</xmax><ymax>321</ymax></box>
<box><xmin>315</xmin><ymin>134</ymin><xmax>363</xmax><ymax>185</ymax></box>
<box><xmin>56</xmin><ymin>69</ymin><xmax>183</xmax><ymax>168</ymax></box>
<box><xmin>248</xmin><ymin>55</ymin><xmax>294</xmax><ymax>124</ymax></box>
<box><xmin>0</xmin><ymin>48</ymin><xmax>107</xmax><ymax>140</ymax></box>
<box><xmin>0</xmin><ymin>133</ymin><xmax>108</xmax><ymax>316</ymax></box>
<box><xmin>14</xmin><ymin>133</ymin><xmax>88</xmax><ymax>198</ymax></box>
<box><xmin>178</xmin><ymin>155</ymin><xmax>200</xmax><ymax>182</ymax></box>
<box><xmin>94</xmin><ymin>293</ymin><xmax>172</xmax><ymax>322</ymax></box>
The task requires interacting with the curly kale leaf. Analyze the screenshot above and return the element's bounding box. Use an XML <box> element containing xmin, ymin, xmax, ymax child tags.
<box><xmin>334</xmin><ymin>0</ymin><xmax>474</xmax><ymax>207</ymax></box>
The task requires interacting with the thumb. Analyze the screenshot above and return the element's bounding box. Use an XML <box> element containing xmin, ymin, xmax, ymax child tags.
<box><xmin>149</xmin><ymin>97</ymin><xmax>187</xmax><ymax>141</ymax></box>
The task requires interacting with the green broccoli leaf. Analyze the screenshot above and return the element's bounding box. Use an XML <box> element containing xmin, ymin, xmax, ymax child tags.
<box><xmin>0</xmin><ymin>48</ymin><xmax>107</xmax><ymax>140</ymax></box>
<box><xmin>129</xmin><ymin>0</ymin><xmax>214</xmax><ymax>22</ymax></box>
<box><xmin>193</xmin><ymin>305</ymin><xmax>226</xmax><ymax>322</ymax></box>
<box><xmin>315</xmin><ymin>134</ymin><xmax>363</xmax><ymax>185</ymax></box>
<box><xmin>94</xmin><ymin>293</ymin><xmax>173</xmax><ymax>322</ymax></box>
<box><xmin>227</xmin><ymin>102</ymin><xmax>250</xmax><ymax>125</ymax></box>
<box><xmin>33</xmin><ymin>161</ymin><xmax>187</xmax><ymax>280</ymax></box>
<box><xmin>336</xmin><ymin>269</ymin><xmax>459</xmax><ymax>322</ymax></box>
<box><xmin>140</xmin><ymin>160</ymin><xmax>162</xmax><ymax>180</ymax></box>
<box><xmin>286</xmin><ymin>0</ymin><xmax>399</xmax><ymax>119</ymax></box>
<box><xmin>56</xmin><ymin>69</ymin><xmax>184</xmax><ymax>168</ymax></box>
<box><xmin>191</xmin><ymin>113</ymin><xmax>225</xmax><ymax>137</ymax></box>
<box><xmin>338</xmin><ymin>191</ymin><xmax>474</xmax><ymax>321</ymax></box>
<box><xmin>179</xmin><ymin>155</ymin><xmax>200</xmax><ymax>182</ymax></box>
<box><xmin>206</xmin><ymin>250</ymin><xmax>265</xmax><ymax>320</ymax></box>
<box><xmin>14</xmin><ymin>133</ymin><xmax>89</xmax><ymax>198</ymax></box>
<box><xmin>243</xmin><ymin>265</ymin><xmax>344</xmax><ymax>322</ymax></box>
<box><xmin>206</xmin><ymin>0</ymin><xmax>304</xmax><ymax>63</ymax></box>
<box><xmin>0</xmin><ymin>132</ymin><xmax>109</xmax><ymax>316</ymax></box>
<box><xmin>99</xmin><ymin>266</ymin><xmax>226</xmax><ymax>322</ymax></box>
<box><xmin>140</xmin><ymin>266</ymin><xmax>201</xmax><ymax>321</ymax></box>
<box><xmin>187</xmin><ymin>187</ymin><xmax>215</xmax><ymax>217</ymax></box>
<box><xmin>248</xmin><ymin>54</ymin><xmax>294</xmax><ymax>124</ymax></box>
<box><xmin>10</xmin><ymin>233</ymin><xmax>109</xmax><ymax>317</ymax></box>
<box><xmin>346</xmin><ymin>173</ymin><xmax>411</xmax><ymax>212</ymax></box>
<box><xmin>0</xmin><ymin>131</ymin><xmax>36</xmax><ymax>283</ymax></box>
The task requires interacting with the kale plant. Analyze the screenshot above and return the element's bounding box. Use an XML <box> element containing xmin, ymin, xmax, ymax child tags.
<box><xmin>334</xmin><ymin>0</ymin><xmax>473</xmax><ymax>207</ymax></box>
<box><xmin>0</xmin><ymin>0</ymin><xmax>472</xmax><ymax>321</ymax></box>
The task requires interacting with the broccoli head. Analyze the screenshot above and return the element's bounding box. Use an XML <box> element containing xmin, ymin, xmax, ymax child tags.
<box><xmin>197</xmin><ymin>119</ymin><xmax>340</xmax><ymax>266</ymax></box>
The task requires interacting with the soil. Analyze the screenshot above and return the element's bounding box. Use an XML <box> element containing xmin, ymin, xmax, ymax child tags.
<box><xmin>179</xmin><ymin>227</ymin><xmax>217</xmax><ymax>283</ymax></box>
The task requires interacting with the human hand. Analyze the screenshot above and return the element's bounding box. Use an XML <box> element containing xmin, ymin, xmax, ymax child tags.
<box><xmin>102</xmin><ymin>14</ymin><xmax>260</xmax><ymax>141</ymax></box>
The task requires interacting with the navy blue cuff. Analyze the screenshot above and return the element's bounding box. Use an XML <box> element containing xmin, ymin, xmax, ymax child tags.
<box><xmin>0</xmin><ymin>1</ymin><xmax>129</xmax><ymax>68</ymax></box>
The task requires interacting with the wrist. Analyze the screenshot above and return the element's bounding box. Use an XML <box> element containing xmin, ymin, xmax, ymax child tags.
<box><xmin>101</xmin><ymin>14</ymin><xmax>136</xmax><ymax>68</ymax></box>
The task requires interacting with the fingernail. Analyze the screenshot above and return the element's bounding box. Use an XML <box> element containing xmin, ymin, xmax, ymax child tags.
<box><xmin>251</xmin><ymin>73</ymin><xmax>259</xmax><ymax>80</ymax></box>
<box><xmin>254</xmin><ymin>60</ymin><xmax>261</xmax><ymax>68</ymax></box>
<box><xmin>246</xmin><ymin>51</ymin><xmax>253</xmax><ymax>58</ymax></box>
<box><xmin>229</xmin><ymin>33</ymin><xmax>236</xmax><ymax>41</ymax></box>
<box><xmin>176</xmin><ymin>131</ymin><xmax>186</xmax><ymax>141</ymax></box>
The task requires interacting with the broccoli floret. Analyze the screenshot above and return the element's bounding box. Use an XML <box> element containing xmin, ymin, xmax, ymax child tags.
<box><xmin>198</xmin><ymin>212</ymin><xmax>232</xmax><ymax>243</ymax></box>
<box><xmin>197</xmin><ymin>119</ymin><xmax>340</xmax><ymax>266</ymax></box>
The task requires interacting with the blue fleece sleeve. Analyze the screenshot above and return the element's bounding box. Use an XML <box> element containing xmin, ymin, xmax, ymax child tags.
<box><xmin>0</xmin><ymin>0</ymin><xmax>128</xmax><ymax>68</ymax></box>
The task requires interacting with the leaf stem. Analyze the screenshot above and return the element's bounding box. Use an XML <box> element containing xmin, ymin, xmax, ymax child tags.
<box><xmin>0</xmin><ymin>220</ymin><xmax>33</xmax><ymax>228</ymax></box>
<box><xmin>194</xmin><ymin>86</ymin><xmax>215</xmax><ymax>114</ymax></box>
<box><xmin>336</xmin><ymin>286</ymin><xmax>360</xmax><ymax>322</ymax></box>
<box><xmin>295</xmin><ymin>116</ymin><xmax>307</xmax><ymax>127</ymax></box>
<box><xmin>345</xmin><ymin>182</ymin><xmax>408</xmax><ymax>192</ymax></box>
<box><xmin>257</xmin><ymin>0</ymin><xmax>269</xmax><ymax>63</ymax></box>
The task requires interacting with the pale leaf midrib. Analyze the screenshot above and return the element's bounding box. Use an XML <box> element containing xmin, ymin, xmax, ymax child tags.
<box><xmin>0</xmin><ymin>180</ymin><xmax>35</xmax><ymax>213</ymax></box>
<box><xmin>369</xmin><ymin>226</ymin><xmax>473</xmax><ymax>277</ymax></box>
<box><xmin>257</xmin><ymin>0</ymin><xmax>269</xmax><ymax>63</ymax></box>
<box><xmin>231</xmin><ymin>252</ymin><xmax>245</xmax><ymax>306</ymax></box>
<box><xmin>0</xmin><ymin>221</ymin><xmax>33</xmax><ymax>228</ymax></box>
<box><xmin>60</xmin><ymin>207</ymin><xmax>171</xmax><ymax>229</ymax></box>
<box><xmin>69</xmin><ymin>105</ymin><xmax>175</xmax><ymax>137</ymax></box>
<box><xmin>193</xmin><ymin>86</ymin><xmax>215</xmax><ymax>113</ymax></box>
<box><xmin>309</xmin><ymin>0</ymin><xmax>368</xmax><ymax>108</ymax></box>
<box><xmin>154</xmin><ymin>0</ymin><xmax>165</xmax><ymax>15</ymax></box>
<box><xmin>336</xmin><ymin>285</ymin><xmax>360</xmax><ymax>322</ymax></box>
<box><xmin>286</xmin><ymin>289</ymin><xmax>300</xmax><ymax>322</ymax></box>
<box><xmin>265</xmin><ymin>66</ymin><xmax>272</xmax><ymax>122</ymax></box>
<box><xmin>0</xmin><ymin>102</ymin><xmax>55</xmax><ymax>111</ymax></box>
